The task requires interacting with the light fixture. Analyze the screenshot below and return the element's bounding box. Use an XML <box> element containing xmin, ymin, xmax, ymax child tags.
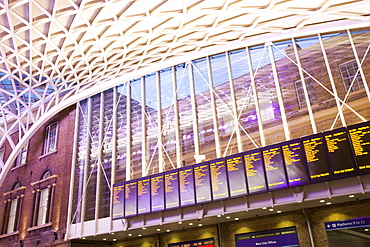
<box><xmin>269</xmin><ymin>209</ymin><xmax>274</xmax><ymax>211</ymax></box>
<box><xmin>217</xmin><ymin>215</ymin><xmax>222</xmax><ymax>217</ymax></box>
<box><xmin>138</xmin><ymin>234</ymin><xmax>142</xmax><ymax>237</ymax></box>
<box><xmin>128</xmin><ymin>234</ymin><xmax>132</xmax><ymax>236</ymax></box>
<box><xmin>326</xmin><ymin>202</ymin><xmax>331</xmax><ymax>205</ymax></box>
<box><xmin>166</xmin><ymin>230</ymin><xmax>171</xmax><ymax>232</ymax></box>
<box><xmin>277</xmin><ymin>211</ymin><xmax>282</xmax><ymax>213</ymax></box>
<box><xmin>189</xmin><ymin>223</ymin><xmax>193</xmax><ymax>225</ymax></box>
<box><xmin>262</xmin><ymin>207</ymin><xmax>267</xmax><ymax>210</ymax></box>
<box><xmin>320</xmin><ymin>200</ymin><xmax>325</xmax><ymax>203</ymax></box>
<box><xmin>235</xmin><ymin>218</ymin><xmax>239</xmax><ymax>220</ymax></box>
<box><xmin>142</xmin><ymin>227</ymin><xmax>147</xmax><ymax>230</ymax></box>
<box><xmin>82</xmin><ymin>237</ymin><xmax>86</xmax><ymax>240</ymax></box>
<box><xmin>365</xmin><ymin>229</ymin><xmax>369</xmax><ymax>232</ymax></box>
<box><xmin>349</xmin><ymin>195</ymin><xmax>355</xmax><ymax>198</ymax></box>
<box><xmin>178</xmin><ymin>221</ymin><xmax>183</xmax><ymax>224</ymax></box>
<box><xmin>113</xmin><ymin>239</ymin><xmax>117</xmax><ymax>241</ymax></box>
<box><xmin>226</xmin><ymin>216</ymin><xmax>231</xmax><ymax>219</ymax></box>
<box><xmin>198</xmin><ymin>223</ymin><xmax>203</xmax><ymax>226</ymax></box>
<box><xmin>103</xmin><ymin>238</ymin><xmax>106</xmax><ymax>241</ymax></box>
<box><xmin>111</xmin><ymin>232</ymin><xmax>114</xmax><ymax>235</ymax></box>
<box><xmin>157</xmin><ymin>228</ymin><xmax>161</xmax><ymax>231</ymax></box>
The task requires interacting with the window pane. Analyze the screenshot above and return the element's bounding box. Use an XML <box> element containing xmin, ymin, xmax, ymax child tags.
<box><xmin>7</xmin><ymin>198</ymin><xmax>18</xmax><ymax>233</ymax></box>
<box><xmin>37</xmin><ymin>189</ymin><xmax>49</xmax><ymax>226</ymax></box>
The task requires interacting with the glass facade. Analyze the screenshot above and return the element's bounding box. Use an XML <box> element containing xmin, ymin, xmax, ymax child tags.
<box><xmin>71</xmin><ymin>28</ymin><xmax>370</xmax><ymax>222</ymax></box>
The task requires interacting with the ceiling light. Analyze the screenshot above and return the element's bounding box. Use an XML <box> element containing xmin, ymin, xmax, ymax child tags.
<box><xmin>269</xmin><ymin>209</ymin><xmax>274</xmax><ymax>211</ymax></box>
<box><xmin>111</xmin><ymin>232</ymin><xmax>114</xmax><ymax>235</ymax></box>
<box><xmin>103</xmin><ymin>238</ymin><xmax>106</xmax><ymax>241</ymax></box>
<box><xmin>326</xmin><ymin>202</ymin><xmax>331</xmax><ymax>205</ymax></box>
<box><xmin>113</xmin><ymin>239</ymin><xmax>117</xmax><ymax>241</ymax></box>
<box><xmin>157</xmin><ymin>229</ymin><xmax>161</xmax><ymax>231</ymax></box>
<box><xmin>178</xmin><ymin>221</ymin><xmax>182</xmax><ymax>224</ymax></box>
<box><xmin>349</xmin><ymin>195</ymin><xmax>355</xmax><ymax>198</ymax></box>
<box><xmin>277</xmin><ymin>211</ymin><xmax>282</xmax><ymax>213</ymax></box>
<box><xmin>198</xmin><ymin>224</ymin><xmax>203</xmax><ymax>226</ymax></box>
<box><xmin>128</xmin><ymin>234</ymin><xmax>132</xmax><ymax>236</ymax></box>
<box><xmin>166</xmin><ymin>230</ymin><xmax>171</xmax><ymax>232</ymax></box>
<box><xmin>217</xmin><ymin>215</ymin><xmax>222</xmax><ymax>217</ymax></box>
<box><xmin>82</xmin><ymin>237</ymin><xmax>86</xmax><ymax>240</ymax></box>
<box><xmin>142</xmin><ymin>227</ymin><xmax>147</xmax><ymax>230</ymax></box>
<box><xmin>365</xmin><ymin>229</ymin><xmax>369</xmax><ymax>232</ymax></box>
<box><xmin>235</xmin><ymin>218</ymin><xmax>239</xmax><ymax>220</ymax></box>
<box><xmin>320</xmin><ymin>200</ymin><xmax>325</xmax><ymax>203</ymax></box>
<box><xmin>226</xmin><ymin>216</ymin><xmax>231</xmax><ymax>219</ymax></box>
<box><xmin>189</xmin><ymin>223</ymin><xmax>193</xmax><ymax>225</ymax></box>
<box><xmin>262</xmin><ymin>207</ymin><xmax>267</xmax><ymax>210</ymax></box>
<box><xmin>138</xmin><ymin>234</ymin><xmax>142</xmax><ymax>237</ymax></box>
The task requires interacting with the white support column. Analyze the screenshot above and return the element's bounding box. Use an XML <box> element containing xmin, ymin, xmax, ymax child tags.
<box><xmin>172</xmin><ymin>67</ymin><xmax>182</xmax><ymax>168</ymax></box>
<box><xmin>156</xmin><ymin>71</ymin><xmax>164</xmax><ymax>172</ymax></box>
<box><xmin>226</xmin><ymin>52</ymin><xmax>243</xmax><ymax>153</ymax></box>
<box><xmin>188</xmin><ymin>63</ymin><xmax>200</xmax><ymax>157</ymax></box>
<box><xmin>347</xmin><ymin>29</ymin><xmax>370</xmax><ymax>103</ymax></box>
<box><xmin>318</xmin><ymin>34</ymin><xmax>346</xmax><ymax>127</ymax></box>
<box><xmin>110</xmin><ymin>86</ymin><xmax>118</xmax><ymax>232</ymax></box>
<box><xmin>207</xmin><ymin>56</ymin><xmax>221</xmax><ymax>158</ymax></box>
<box><xmin>141</xmin><ymin>77</ymin><xmax>147</xmax><ymax>177</ymax></box>
<box><xmin>292</xmin><ymin>38</ymin><xmax>317</xmax><ymax>134</ymax></box>
<box><xmin>66</xmin><ymin>101</ymin><xmax>80</xmax><ymax>240</ymax></box>
<box><xmin>95</xmin><ymin>92</ymin><xmax>104</xmax><ymax>231</ymax></box>
<box><xmin>246</xmin><ymin>47</ymin><xmax>265</xmax><ymax>147</ymax></box>
<box><xmin>126</xmin><ymin>83</ymin><xmax>132</xmax><ymax>181</ymax></box>
<box><xmin>267</xmin><ymin>42</ymin><xmax>291</xmax><ymax>141</ymax></box>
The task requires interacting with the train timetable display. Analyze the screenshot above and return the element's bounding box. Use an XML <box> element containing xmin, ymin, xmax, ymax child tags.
<box><xmin>179</xmin><ymin>166</ymin><xmax>195</xmax><ymax>207</ymax></box>
<box><xmin>302</xmin><ymin>134</ymin><xmax>332</xmax><ymax>183</ymax></box>
<box><xmin>137</xmin><ymin>177</ymin><xmax>151</xmax><ymax>215</ymax></box>
<box><xmin>281</xmin><ymin>139</ymin><xmax>310</xmax><ymax>187</ymax></box>
<box><xmin>210</xmin><ymin>158</ymin><xmax>229</xmax><ymax>200</ymax></box>
<box><xmin>194</xmin><ymin>162</ymin><xmax>212</xmax><ymax>204</ymax></box>
<box><xmin>165</xmin><ymin>171</ymin><xmax>180</xmax><ymax>210</ymax></box>
<box><xmin>324</xmin><ymin>127</ymin><xmax>358</xmax><ymax>179</ymax></box>
<box><xmin>348</xmin><ymin>122</ymin><xmax>370</xmax><ymax>174</ymax></box>
<box><xmin>125</xmin><ymin>180</ymin><xmax>137</xmax><ymax>217</ymax></box>
<box><xmin>226</xmin><ymin>153</ymin><xmax>248</xmax><ymax>197</ymax></box>
<box><xmin>151</xmin><ymin>174</ymin><xmax>165</xmax><ymax>212</ymax></box>
<box><xmin>112</xmin><ymin>181</ymin><xmax>125</xmax><ymax>219</ymax></box>
<box><xmin>262</xmin><ymin>144</ymin><xmax>288</xmax><ymax>191</ymax></box>
<box><xmin>243</xmin><ymin>149</ymin><xmax>267</xmax><ymax>194</ymax></box>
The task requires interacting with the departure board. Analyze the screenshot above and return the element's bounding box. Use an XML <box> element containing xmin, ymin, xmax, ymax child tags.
<box><xmin>125</xmin><ymin>180</ymin><xmax>137</xmax><ymax>217</ymax></box>
<box><xmin>151</xmin><ymin>174</ymin><xmax>165</xmax><ymax>212</ymax></box>
<box><xmin>324</xmin><ymin>128</ymin><xmax>358</xmax><ymax>179</ymax></box>
<box><xmin>112</xmin><ymin>181</ymin><xmax>125</xmax><ymax>220</ymax></box>
<box><xmin>179</xmin><ymin>166</ymin><xmax>195</xmax><ymax>207</ymax></box>
<box><xmin>243</xmin><ymin>149</ymin><xmax>267</xmax><ymax>194</ymax></box>
<box><xmin>137</xmin><ymin>176</ymin><xmax>151</xmax><ymax>215</ymax></box>
<box><xmin>302</xmin><ymin>133</ymin><xmax>332</xmax><ymax>183</ymax></box>
<box><xmin>262</xmin><ymin>144</ymin><xmax>288</xmax><ymax>191</ymax></box>
<box><xmin>194</xmin><ymin>162</ymin><xmax>212</xmax><ymax>204</ymax></box>
<box><xmin>165</xmin><ymin>171</ymin><xmax>180</xmax><ymax>210</ymax></box>
<box><xmin>210</xmin><ymin>158</ymin><xmax>229</xmax><ymax>200</ymax></box>
<box><xmin>348</xmin><ymin>122</ymin><xmax>370</xmax><ymax>174</ymax></box>
<box><xmin>226</xmin><ymin>153</ymin><xmax>248</xmax><ymax>197</ymax></box>
<box><xmin>281</xmin><ymin>139</ymin><xmax>310</xmax><ymax>187</ymax></box>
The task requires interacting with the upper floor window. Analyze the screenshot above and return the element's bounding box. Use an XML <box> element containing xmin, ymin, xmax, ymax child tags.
<box><xmin>44</xmin><ymin>122</ymin><xmax>58</xmax><ymax>155</ymax></box>
<box><xmin>294</xmin><ymin>77</ymin><xmax>317</xmax><ymax>109</ymax></box>
<box><xmin>37</xmin><ymin>172</ymin><xmax>51</xmax><ymax>226</ymax></box>
<box><xmin>0</xmin><ymin>148</ymin><xmax>4</xmax><ymax>174</ymax></box>
<box><xmin>339</xmin><ymin>60</ymin><xmax>364</xmax><ymax>92</ymax></box>
<box><xmin>15</xmin><ymin>143</ymin><xmax>28</xmax><ymax>167</ymax></box>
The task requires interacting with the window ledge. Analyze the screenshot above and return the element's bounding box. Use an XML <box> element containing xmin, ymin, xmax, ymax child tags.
<box><xmin>27</xmin><ymin>222</ymin><xmax>52</xmax><ymax>231</ymax></box>
<box><xmin>39</xmin><ymin>150</ymin><xmax>57</xmax><ymax>159</ymax></box>
<box><xmin>0</xmin><ymin>231</ymin><xmax>19</xmax><ymax>238</ymax></box>
<box><xmin>11</xmin><ymin>163</ymin><xmax>27</xmax><ymax>171</ymax></box>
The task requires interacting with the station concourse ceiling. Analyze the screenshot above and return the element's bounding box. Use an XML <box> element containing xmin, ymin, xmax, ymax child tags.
<box><xmin>0</xmin><ymin>0</ymin><xmax>369</xmax><ymax>181</ymax></box>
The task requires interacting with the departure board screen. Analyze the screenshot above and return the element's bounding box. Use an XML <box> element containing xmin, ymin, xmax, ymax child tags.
<box><xmin>226</xmin><ymin>153</ymin><xmax>248</xmax><ymax>197</ymax></box>
<box><xmin>324</xmin><ymin>127</ymin><xmax>358</xmax><ymax>179</ymax></box>
<box><xmin>210</xmin><ymin>158</ymin><xmax>229</xmax><ymax>200</ymax></box>
<box><xmin>112</xmin><ymin>181</ymin><xmax>125</xmax><ymax>220</ymax></box>
<box><xmin>165</xmin><ymin>171</ymin><xmax>180</xmax><ymax>210</ymax></box>
<box><xmin>137</xmin><ymin>176</ymin><xmax>151</xmax><ymax>215</ymax></box>
<box><xmin>194</xmin><ymin>162</ymin><xmax>212</xmax><ymax>204</ymax></box>
<box><xmin>179</xmin><ymin>166</ymin><xmax>195</xmax><ymax>207</ymax></box>
<box><xmin>348</xmin><ymin>122</ymin><xmax>370</xmax><ymax>174</ymax></box>
<box><xmin>151</xmin><ymin>174</ymin><xmax>165</xmax><ymax>212</ymax></box>
<box><xmin>281</xmin><ymin>139</ymin><xmax>310</xmax><ymax>187</ymax></box>
<box><xmin>243</xmin><ymin>149</ymin><xmax>267</xmax><ymax>194</ymax></box>
<box><xmin>125</xmin><ymin>180</ymin><xmax>137</xmax><ymax>217</ymax></box>
<box><xmin>302</xmin><ymin>134</ymin><xmax>332</xmax><ymax>183</ymax></box>
<box><xmin>262</xmin><ymin>144</ymin><xmax>288</xmax><ymax>191</ymax></box>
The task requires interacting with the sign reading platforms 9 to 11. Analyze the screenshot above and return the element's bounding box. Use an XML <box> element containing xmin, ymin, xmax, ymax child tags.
<box><xmin>112</xmin><ymin>121</ymin><xmax>370</xmax><ymax>219</ymax></box>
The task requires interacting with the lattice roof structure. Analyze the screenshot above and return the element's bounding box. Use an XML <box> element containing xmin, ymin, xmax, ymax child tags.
<box><xmin>0</xmin><ymin>0</ymin><xmax>370</xmax><ymax>183</ymax></box>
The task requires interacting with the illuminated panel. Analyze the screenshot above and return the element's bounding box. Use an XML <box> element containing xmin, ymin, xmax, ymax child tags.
<box><xmin>226</xmin><ymin>153</ymin><xmax>248</xmax><ymax>197</ymax></box>
<box><xmin>137</xmin><ymin>176</ymin><xmax>151</xmax><ymax>215</ymax></box>
<box><xmin>179</xmin><ymin>166</ymin><xmax>195</xmax><ymax>207</ymax></box>
<box><xmin>243</xmin><ymin>149</ymin><xmax>267</xmax><ymax>194</ymax></box>
<box><xmin>281</xmin><ymin>139</ymin><xmax>310</xmax><ymax>187</ymax></box>
<box><xmin>151</xmin><ymin>174</ymin><xmax>165</xmax><ymax>212</ymax></box>
<box><xmin>112</xmin><ymin>181</ymin><xmax>125</xmax><ymax>220</ymax></box>
<box><xmin>302</xmin><ymin>133</ymin><xmax>332</xmax><ymax>183</ymax></box>
<box><xmin>324</xmin><ymin>127</ymin><xmax>358</xmax><ymax>179</ymax></box>
<box><xmin>210</xmin><ymin>158</ymin><xmax>229</xmax><ymax>200</ymax></box>
<box><xmin>165</xmin><ymin>170</ymin><xmax>180</xmax><ymax>210</ymax></box>
<box><xmin>124</xmin><ymin>180</ymin><xmax>137</xmax><ymax>217</ymax></box>
<box><xmin>348</xmin><ymin>122</ymin><xmax>370</xmax><ymax>174</ymax></box>
<box><xmin>194</xmin><ymin>162</ymin><xmax>212</xmax><ymax>204</ymax></box>
<box><xmin>262</xmin><ymin>144</ymin><xmax>288</xmax><ymax>191</ymax></box>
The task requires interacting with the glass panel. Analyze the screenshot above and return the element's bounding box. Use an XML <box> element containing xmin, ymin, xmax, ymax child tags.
<box><xmin>176</xmin><ymin>63</ymin><xmax>195</xmax><ymax>166</ymax></box>
<box><xmin>193</xmin><ymin>58</ymin><xmax>216</xmax><ymax>160</ymax></box>
<box><xmin>145</xmin><ymin>73</ymin><xmax>159</xmax><ymax>175</ymax></box>
<box><xmin>250</xmin><ymin>44</ymin><xmax>285</xmax><ymax>145</ymax></box>
<box><xmin>159</xmin><ymin>68</ymin><xmax>177</xmax><ymax>171</ymax></box>
<box><xmin>130</xmin><ymin>78</ymin><xmax>144</xmax><ymax>178</ymax></box>
<box><xmin>7</xmin><ymin>198</ymin><xmax>18</xmax><ymax>233</ymax></box>
<box><xmin>321</xmin><ymin>31</ymin><xmax>365</xmax><ymax>127</ymax></box>
<box><xmin>37</xmin><ymin>188</ymin><xmax>49</xmax><ymax>225</ymax></box>
<box><xmin>99</xmin><ymin>89</ymin><xmax>113</xmax><ymax>218</ymax></box>
<box><xmin>72</xmin><ymin>99</ymin><xmax>88</xmax><ymax>224</ymax></box>
<box><xmin>295</xmin><ymin>35</ymin><xmax>336</xmax><ymax>132</ymax></box>
<box><xmin>116</xmin><ymin>84</ymin><xmax>127</xmax><ymax>182</ymax></box>
<box><xmin>85</xmin><ymin>94</ymin><xmax>100</xmax><ymax>221</ymax></box>
<box><xmin>229</xmin><ymin>48</ymin><xmax>260</xmax><ymax>150</ymax></box>
<box><xmin>210</xmin><ymin>53</ymin><xmax>237</xmax><ymax>156</ymax></box>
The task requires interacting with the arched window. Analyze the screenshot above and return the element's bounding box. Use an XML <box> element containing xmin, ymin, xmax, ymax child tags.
<box><xmin>2</xmin><ymin>182</ymin><xmax>24</xmax><ymax>234</ymax></box>
<box><xmin>37</xmin><ymin>172</ymin><xmax>51</xmax><ymax>225</ymax></box>
<box><xmin>43</xmin><ymin>122</ymin><xmax>58</xmax><ymax>155</ymax></box>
